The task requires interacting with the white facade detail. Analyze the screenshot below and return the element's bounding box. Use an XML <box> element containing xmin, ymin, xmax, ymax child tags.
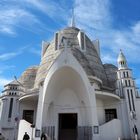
<box><xmin>0</xmin><ymin>26</ymin><xmax>140</xmax><ymax>140</ymax></box>
<box><xmin>77</xmin><ymin>31</ymin><xmax>86</xmax><ymax>51</ymax></box>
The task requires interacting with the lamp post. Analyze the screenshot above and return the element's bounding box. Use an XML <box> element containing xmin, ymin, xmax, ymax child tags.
<box><xmin>130</xmin><ymin>111</ymin><xmax>138</xmax><ymax>140</ymax></box>
<box><xmin>31</xmin><ymin>124</ymin><xmax>35</xmax><ymax>140</ymax></box>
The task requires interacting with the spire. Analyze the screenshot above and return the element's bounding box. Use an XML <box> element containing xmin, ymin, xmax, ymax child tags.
<box><xmin>117</xmin><ymin>49</ymin><xmax>128</xmax><ymax>70</ymax></box>
<box><xmin>70</xmin><ymin>9</ymin><xmax>75</xmax><ymax>27</ymax></box>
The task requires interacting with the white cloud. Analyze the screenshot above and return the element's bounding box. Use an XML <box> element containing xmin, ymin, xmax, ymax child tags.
<box><xmin>0</xmin><ymin>45</ymin><xmax>29</xmax><ymax>61</ymax></box>
<box><xmin>75</xmin><ymin>0</ymin><xmax>111</xmax><ymax>30</ymax></box>
<box><xmin>0</xmin><ymin>52</ymin><xmax>19</xmax><ymax>61</ymax></box>
<box><xmin>74</xmin><ymin>0</ymin><xmax>140</xmax><ymax>65</ymax></box>
<box><xmin>0</xmin><ymin>65</ymin><xmax>15</xmax><ymax>74</ymax></box>
<box><xmin>0</xmin><ymin>8</ymin><xmax>46</xmax><ymax>35</ymax></box>
<box><xmin>29</xmin><ymin>48</ymin><xmax>41</xmax><ymax>56</ymax></box>
<box><xmin>0</xmin><ymin>77</ymin><xmax>12</xmax><ymax>93</ymax></box>
<box><xmin>101</xmin><ymin>54</ymin><xmax>116</xmax><ymax>64</ymax></box>
<box><xmin>23</xmin><ymin>0</ymin><xmax>67</xmax><ymax>23</ymax></box>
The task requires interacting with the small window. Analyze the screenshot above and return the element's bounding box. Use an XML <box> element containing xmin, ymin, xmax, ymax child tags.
<box><xmin>105</xmin><ymin>109</ymin><xmax>117</xmax><ymax>122</ymax></box>
<box><xmin>55</xmin><ymin>32</ymin><xmax>59</xmax><ymax>50</ymax></box>
<box><xmin>126</xmin><ymin>72</ymin><xmax>129</xmax><ymax>77</ymax></box>
<box><xmin>23</xmin><ymin>110</ymin><xmax>34</xmax><ymax>124</ymax></box>
<box><xmin>128</xmin><ymin>80</ymin><xmax>131</xmax><ymax>86</ymax></box>
<box><xmin>127</xmin><ymin>89</ymin><xmax>132</xmax><ymax>111</ymax></box>
<box><xmin>8</xmin><ymin>98</ymin><xmax>13</xmax><ymax>118</ymax></box>
<box><xmin>125</xmin><ymin>80</ymin><xmax>127</xmax><ymax>86</ymax></box>
<box><xmin>77</xmin><ymin>31</ymin><xmax>86</xmax><ymax>51</ymax></box>
<box><xmin>123</xmin><ymin>72</ymin><xmax>125</xmax><ymax>78</ymax></box>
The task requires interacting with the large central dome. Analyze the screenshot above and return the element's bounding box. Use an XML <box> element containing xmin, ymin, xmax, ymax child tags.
<box><xmin>34</xmin><ymin>27</ymin><xmax>109</xmax><ymax>88</ymax></box>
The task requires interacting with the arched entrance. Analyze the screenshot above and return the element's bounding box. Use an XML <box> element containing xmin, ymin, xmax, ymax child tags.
<box><xmin>41</xmin><ymin>66</ymin><xmax>94</xmax><ymax>140</ymax></box>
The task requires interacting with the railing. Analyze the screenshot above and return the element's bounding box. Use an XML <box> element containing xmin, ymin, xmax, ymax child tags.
<box><xmin>42</xmin><ymin>126</ymin><xmax>93</xmax><ymax>140</ymax></box>
<box><xmin>42</xmin><ymin>126</ymin><xmax>55</xmax><ymax>140</ymax></box>
<box><xmin>77</xmin><ymin>126</ymin><xmax>93</xmax><ymax>140</ymax></box>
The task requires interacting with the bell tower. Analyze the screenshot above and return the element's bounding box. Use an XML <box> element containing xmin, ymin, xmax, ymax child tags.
<box><xmin>116</xmin><ymin>50</ymin><xmax>138</xmax><ymax>138</ymax></box>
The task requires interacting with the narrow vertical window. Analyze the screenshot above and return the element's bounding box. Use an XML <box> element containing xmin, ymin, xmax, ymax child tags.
<box><xmin>81</xmin><ymin>32</ymin><xmax>85</xmax><ymax>50</ymax></box>
<box><xmin>125</xmin><ymin>80</ymin><xmax>127</xmax><ymax>87</ymax></box>
<box><xmin>126</xmin><ymin>72</ymin><xmax>129</xmax><ymax>77</ymax></box>
<box><xmin>130</xmin><ymin>89</ymin><xmax>135</xmax><ymax>111</ymax></box>
<box><xmin>55</xmin><ymin>33</ymin><xmax>58</xmax><ymax>50</ymax></box>
<box><xmin>8</xmin><ymin>98</ymin><xmax>13</xmax><ymax>118</ymax></box>
<box><xmin>127</xmin><ymin>89</ymin><xmax>132</xmax><ymax>111</ymax></box>
<box><xmin>77</xmin><ymin>31</ymin><xmax>86</xmax><ymax>51</ymax></box>
<box><xmin>123</xmin><ymin>72</ymin><xmax>125</xmax><ymax>78</ymax></box>
<box><xmin>128</xmin><ymin>80</ymin><xmax>131</xmax><ymax>86</ymax></box>
<box><xmin>105</xmin><ymin>109</ymin><xmax>117</xmax><ymax>122</ymax></box>
<box><xmin>23</xmin><ymin>110</ymin><xmax>34</xmax><ymax>124</ymax></box>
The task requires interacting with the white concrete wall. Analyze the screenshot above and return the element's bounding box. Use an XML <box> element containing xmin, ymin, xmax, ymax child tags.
<box><xmin>118</xmin><ymin>100</ymin><xmax>130</xmax><ymax>139</ymax></box>
<box><xmin>100</xmin><ymin>119</ymin><xmax>123</xmax><ymax>140</ymax></box>
<box><xmin>0</xmin><ymin>100</ymin><xmax>3</xmax><ymax>132</ymax></box>
<box><xmin>135</xmin><ymin>99</ymin><xmax>140</xmax><ymax>136</ymax></box>
<box><xmin>96</xmin><ymin>99</ymin><xmax>105</xmax><ymax>125</ymax></box>
<box><xmin>0</xmin><ymin>97</ymin><xmax>19</xmax><ymax>140</ymax></box>
<box><xmin>0</xmin><ymin>97</ymin><xmax>19</xmax><ymax>128</ymax></box>
<box><xmin>19</xmin><ymin>100</ymin><xmax>37</xmax><ymax>124</ymax></box>
<box><xmin>1</xmin><ymin>129</ymin><xmax>16</xmax><ymax>140</ymax></box>
<box><xmin>35</xmin><ymin>50</ymin><xmax>100</xmax><ymax>140</ymax></box>
<box><xmin>18</xmin><ymin>120</ymin><xmax>32</xmax><ymax>140</ymax></box>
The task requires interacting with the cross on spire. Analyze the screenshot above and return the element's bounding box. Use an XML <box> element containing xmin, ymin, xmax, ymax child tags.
<box><xmin>70</xmin><ymin>9</ymin><xmax>75</xmax><ymax>27</ymax></box>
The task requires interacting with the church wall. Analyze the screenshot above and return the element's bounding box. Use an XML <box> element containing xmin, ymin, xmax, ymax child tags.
<box><xmin>119</xmin><ymin>100</ymin><xmax>130</xmax><ymax>138</ymax></box>
<box><xmin>0</xmin><ymin>100</ymin><xmax>3</xmax><ymax>123</ymax></box>
<box><xmin>19</xmin><ymin>100</ymin><xmax>37</xmax><ymax>124</ymax></box>
<box><xmin>96</xmin><ymin>99</ymin><xmax>105</xmax><ymax>125</ymax></box>
<box><xmin>0</xmin><ymin>97</ymin><xmax>18</xmax><ymax>128</ymax></box>
<box><xmin>0</xmin><ymin>96</ymin><xmax>19</xmax><ymax>140</ymax></box>
<box><xmin>135</xmin><ymin>99</ymin><xmax>140</xmax><ymax>135</ymax></box>
<box><xmin>35</xmin><ymin>50</ymin><xmax>100</xmax><ymax>140</ymax></box>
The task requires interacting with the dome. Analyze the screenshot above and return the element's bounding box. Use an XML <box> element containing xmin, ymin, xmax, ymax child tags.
<box><xmin>34</xmin><ymin>27</ymin><xmax>109</xmax><ymax>88</ymax></box>
<box><xmin>117</xmin><ymin>50</ymin><xmax>127</xmax><ymax>62</ymax></box>
<box><xmin>104</xmin><ymin>64</ymin><xmax>117</xmax><ymax>88</ymax></box>
<box><xmin>117</xmin><ymin>50</ymin><xmax>128</xmax><ymax>69</ymax></box>
<box><xmin>19</xmin><ymin>66</ymin><xmax>38</xmax><ymax>89</ymax></box>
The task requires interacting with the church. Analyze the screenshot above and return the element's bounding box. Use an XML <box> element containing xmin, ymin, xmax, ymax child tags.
<box><xmin>0</xmin><ymin>18</ymin><xmax>140</xmax><ymax>140</ymax></box>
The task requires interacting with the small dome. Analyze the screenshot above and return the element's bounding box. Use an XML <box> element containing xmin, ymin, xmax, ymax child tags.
<box><xmin>19</xmin><ymin>66</ymin><xmax>38</xmax><ymax>89</ymax></box>
<box><xmin>104</xmin><ymin>64</ymin><xmax>117</xmax><ymax>88</ymax></box>
<box><xmin>117</xmin><ymin>50</ymin><xmax>126</xmax><ymax>62</ymax></box>
<box><xmin>117</xmin><ymin>50</ymin><xmax>128</xmax><ymax>70</ymax></box>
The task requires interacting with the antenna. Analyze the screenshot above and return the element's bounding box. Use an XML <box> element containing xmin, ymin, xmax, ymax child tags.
<box><xmin>14</xmin><ymin>76</ymin><xmax>24</xmax><ymax>87</ymax></box>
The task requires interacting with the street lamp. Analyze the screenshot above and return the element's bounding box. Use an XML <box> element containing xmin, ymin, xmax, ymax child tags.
<box><xmin>130</xmin><ymin>111</ymin><xmax>138</xmax><ymax>140</ymax></box>
<box><xmin>31</xmin><ymin>124</ymin><xmax>35</xmax><ymax>140</ymax></box>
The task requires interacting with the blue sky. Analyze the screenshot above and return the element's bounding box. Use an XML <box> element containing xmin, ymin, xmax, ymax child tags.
<box><xmin>0</xmin><ymin>0</ymin><xmax>140</xmax><ymax>92</ymax></box>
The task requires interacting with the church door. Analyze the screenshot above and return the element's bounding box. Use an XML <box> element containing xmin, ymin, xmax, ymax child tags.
<box><xmin>58</xmin><ymin>113</ymin><xmax>77</xmax><ymax>140</ymax></box>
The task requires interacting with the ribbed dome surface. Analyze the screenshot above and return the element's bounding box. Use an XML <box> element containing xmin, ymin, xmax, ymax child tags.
<box><xmin>19</xmin><ymin>66</ymin><xmax>38</xmax><ymax>89</ymax></box>
<box><xmin>34</xmin><ymin>27</ymin><xmax>110</xmax><ymax>88</ymax></box>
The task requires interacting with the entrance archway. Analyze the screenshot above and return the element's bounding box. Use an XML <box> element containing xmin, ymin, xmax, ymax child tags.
<box><xmin>40</xmin><ymin>66</ymin><xmax>97</xmax><ymax>140</ymax></box>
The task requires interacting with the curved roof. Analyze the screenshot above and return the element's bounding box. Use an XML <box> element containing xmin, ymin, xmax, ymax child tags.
<box><xmin>19</xmin><ymin>66</ymin><xmax>38</xmax><ymax>89</ymax></box>
<box><xmin>34</xmin><ymin>27</ymin><xmax>110</xmax><ymax>88</ymax></box>
<box><xmin>104</xmin><ymin>64</ymin><xmax>117</xmax><ymax>89</ymax></box>
<box><xmin>117</xmin><ymin>50</ymin><xmax>127</xmax><ymax>62</ymax></box>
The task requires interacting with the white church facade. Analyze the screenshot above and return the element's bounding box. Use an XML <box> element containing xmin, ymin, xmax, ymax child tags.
<box><xmin>0</xmin><ymin>23</ymin><xmax>140</xmax><ymax>140</ymax></box>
